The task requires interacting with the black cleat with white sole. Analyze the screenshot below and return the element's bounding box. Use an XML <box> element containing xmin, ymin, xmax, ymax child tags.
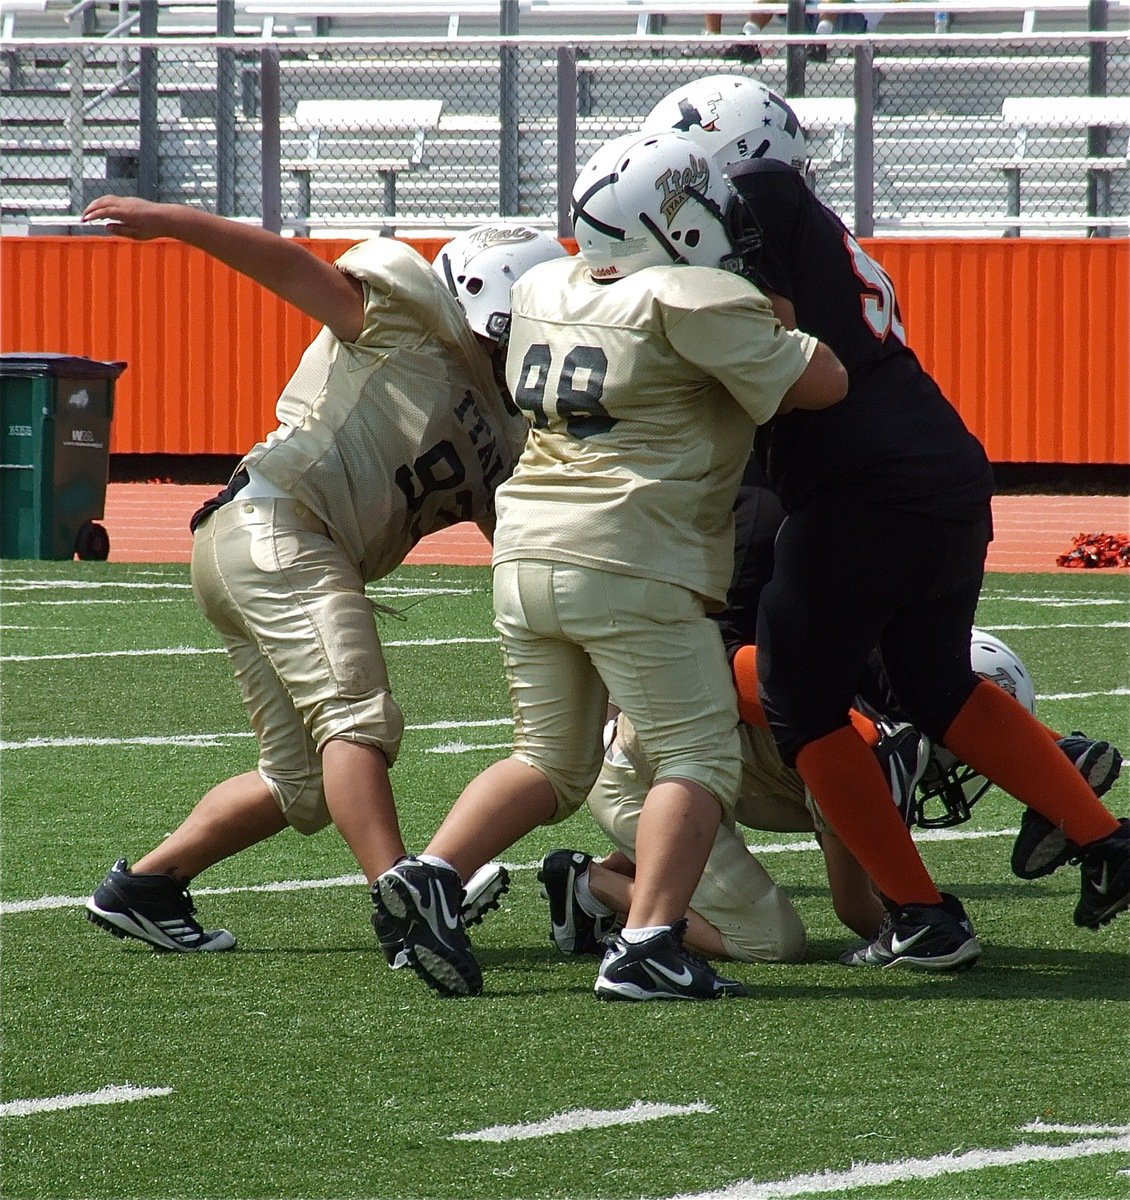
<box><xmin>1057</xmin><ymin>731</ymin><xmax>1122</xmax><ymax>797</ymax></box>
<box><xmin>594</xmin><ymin>920</ymin><xmax>747</xmax><ymax>1001</ymax></box>
<box><xmin>872</xmin><ymin>720</ymin><xmax>933</xmax><ymax>827</ymax></box>
<box><xmin>371</xmin><ymin>858</ymin><xmax>482</xmax><ymax>996</ymax></box>
<box><xmin>1074</xmin><ymin>817</ymin><xmax>1130</xmax><ymax>930</ymax></box>
<box><xmin>840</xmin><ymin>892</ymin><xmax>980</xmax><ymax>971</ymax></box>
<box><xmin>375</xmin><ymin>861</ymin><xmax>509</xmax><ymax>971</ymax></box>
<box><xmin>1011</xmin><ymin>733</ymin><xmax>1123</xmax><ymax>880</ymax></box>
<box><xmin>461</xmin><ymin>861</ymin><xmax>510</xmax><ymax>928</ymax></box>
<box><xmin>538</xmin><ymin>848</ymin><xmax>621</xmax><ymax>956</ymax></box>
<box><xmin>86</xmin><ymin>858</ymin><xmax>235</xmax><ymax>952</ymax></box>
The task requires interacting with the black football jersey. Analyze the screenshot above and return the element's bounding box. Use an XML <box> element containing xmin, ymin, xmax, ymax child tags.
<box><xmin>725</xmin><ymin>160</ymin><xmax>994</xmax><ymax>517</ymax></box>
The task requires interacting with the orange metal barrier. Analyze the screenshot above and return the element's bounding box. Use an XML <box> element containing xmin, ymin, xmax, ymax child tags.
<box><xmin>2</xmin><ymin>236</ymin><xmax>1127</xmax><ymax>463</ymax></box>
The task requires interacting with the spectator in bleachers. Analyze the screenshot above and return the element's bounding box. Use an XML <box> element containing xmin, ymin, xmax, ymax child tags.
<box><xmin>807</xmin><ymin>1</ymin><xmax>870</xmax><ymax>61</ymax></box>
<box><xmin>807</xmin><ymin>1</ymin><xmax>951</xmax><ymax>60</ymax></box>
<box><xmin>702</xmin><ymin>6</ymin><xmax>774</xmax><ymax>63</ymax></box>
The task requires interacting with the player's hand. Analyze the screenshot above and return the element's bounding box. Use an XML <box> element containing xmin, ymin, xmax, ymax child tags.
<box><xmin>81</xmin><ymin>195</ymin><xmax>170</xmax><ymax>239</ymax></box>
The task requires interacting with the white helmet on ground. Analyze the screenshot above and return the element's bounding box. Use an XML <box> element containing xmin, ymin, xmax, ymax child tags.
<box><xmin>433</xmin><ymin>223</ymin><xmax>567</xmax><ymax>342</ymax></box>
<box><xmin>571</xmin><ymin>130</ymin><xmax>737</xmax><ymax>282</ymax></box>
<box><xmin>914</xmin><ymin>629</ymin><xmax>1038</xmax><ymax>828</ymax></box>
<box><xmin>640</xmin><ymin>74</ymin><xmax>808</xmax><ymax>173</ymax></box>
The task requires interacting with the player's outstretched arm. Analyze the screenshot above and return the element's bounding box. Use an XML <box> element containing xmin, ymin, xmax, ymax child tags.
<box><xmin>81</xmin><ymin>196</ymin><xmax>363</xmax><ymax>343</ymax></box>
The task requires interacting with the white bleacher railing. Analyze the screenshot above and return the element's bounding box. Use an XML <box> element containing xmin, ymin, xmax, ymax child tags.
<box><xmin>1</xmin><ymin>16</ymin><xmax>1127</xmax><ymax>238</ymax></box>
<box><xmin>0</xmin><ymin>0</ymin><xmax>1123</xmax><ymax>37</ymax></box>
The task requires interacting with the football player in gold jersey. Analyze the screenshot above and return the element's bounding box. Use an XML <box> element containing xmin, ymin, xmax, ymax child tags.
<box><xmin>373</xmin><ymin>130</ymin><xmax>848</xmax><ymax>1000</ymax></box>
<box><xmin>81</xmin><ymin>196</ymin><xmax>565</xmax><ymax>956</ymax></box>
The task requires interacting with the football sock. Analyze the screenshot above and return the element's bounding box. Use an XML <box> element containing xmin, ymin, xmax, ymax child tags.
<box><xmin>942</xmin><ymin>682</ymin><xmax>1119</xmax><ymax>847</ymax></box>
<box><xmin>621</xmin><ymin>924</ymin><xmax>671</xmax><ymax>943</ymax></box>
<box><xmin>733</xmin><ymin>645</ymin><xmax>881</xmax><ymax>745</ymax></box>
<box><xmin>796</xmin><ymin>725</ymin><xmax>943</xmax><ymax>907</ymax></box>
<box><xmin>417</xmin><ymin>853</ymin><xmax>459</xmax><ymax>877</ymax></box>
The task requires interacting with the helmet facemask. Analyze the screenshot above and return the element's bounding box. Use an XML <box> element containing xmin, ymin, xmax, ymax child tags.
<box><xmin>913</xmin><ymin>629</ymin><xmax>1038</xmax><ymax>828</ymax></box>
<box><xmin>720</xmin><ymin>186</ymin><xmax>764</xmax><ymax>280</ymax></box>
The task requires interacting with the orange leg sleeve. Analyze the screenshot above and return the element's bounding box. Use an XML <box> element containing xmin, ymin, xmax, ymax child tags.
<box><xmin>796</xmin><ymin>726</ymin><xmax>942</xmax><ymax>908</ymax></box>
<box><xmin>943</xmin><ymin>682</ymin><xmax>1119</xmax><ymax>846</ymax></box>
<box><xmin>732</xmin><ymin>644</ymin><xmax>770</xmax><ymax>729</ymax></box>
<box><xmin>849</xmin><ymin>708</ymin><xmax>881</xmax><ymax>747</ymax></box>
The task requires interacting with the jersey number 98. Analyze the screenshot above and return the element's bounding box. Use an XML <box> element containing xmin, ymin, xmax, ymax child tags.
<box><xmin>513</xmin><ymin>343</ymin><xmax>617</xmax><ymax>439</ymax></box>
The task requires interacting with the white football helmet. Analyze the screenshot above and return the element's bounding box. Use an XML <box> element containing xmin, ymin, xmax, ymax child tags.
<box><xmin>571</xmin><ymin>130</ymin><xmax>738</xmax><ymax>282</ymax></box>
<box><xmin>640</xmin><ymin>74</ymin><xmax>809</xmax><ymax>173</ymax></box>
<box><xmin>433</xmin><ymin>223</ymin><xmax>567</xmax><ymax>342</ymax></box>
<box><xmin>914</xmin><ymin>629</ymin><xmax>1038</xmax><ymax>828</ymax></box>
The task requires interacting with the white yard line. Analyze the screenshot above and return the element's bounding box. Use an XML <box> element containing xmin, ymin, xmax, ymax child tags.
<box><xmin>449</xmin><ymin>1100</ymin><xmax>714</xmax><ymax>1142</ymax></box>
<box><xmin>1022</xmin><ymin>1121</ymin><xmax>1130</xmax><ymax>1135</ymax></box>
<box><xmin>0</xmin><ymin>1085</ymin><xmax>173</xmax><ymax>1118</ymax></box>
<box><xmin>0</xmin><ymin>578</ymin><xmax>472</xmax><ymax>596</ymax></box>
<box><xmin>0</xmin><ymin>828</ymin><xmax>1016</xmax><ymax>916</ymax></box>
<box><xmin>1039</xmin><ymin>686</ymin><xmax>1130</xmax><ymax>701</ymax></box>
<box><xmin>0</xmin><ymin>636</ymin><xmax>497</xmax><ymax>663</ymax></box>
<box><xmin>0</xmin><ymin>717</ymin><xmax>511</xmax><ymax>751</ymax></box>
<box><xmin>980</xmin><ymin>621</ymin><xmax>1129</xmax><ymax>631</ymax></box>
<box><xmin>977</xmin><ymin>595</ymin><xmax>1127</xmax><ymax>606</ymax></box>
<box><xmin>666</xmin><ymin>1129</ymin><xmax>1130</xmax><ymax>1200</ymax></box>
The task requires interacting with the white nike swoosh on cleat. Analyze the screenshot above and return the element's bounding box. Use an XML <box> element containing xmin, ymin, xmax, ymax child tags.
<box><xmin>889</xmin><ymin>927</ymin><xmax>931</xmax><ymax>955</ymax></box>
<box><xmin>409</xmin><ymin>874</ymin><xmax>461</xmax><ymax>932</ymax></box>
<box><xmin>645</xmin><ymin>960</ymin><xmax>695</xmax><ymax>988</ymax></box>
<box><xmin>1093</xmin><ymin>862</ymin><xmax>1111</xmax><ymax>896</ymax></box>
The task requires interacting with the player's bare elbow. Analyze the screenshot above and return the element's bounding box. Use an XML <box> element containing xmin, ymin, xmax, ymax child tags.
<box><xmin>778</xmin><ymin>344</ymin><xmax>848</xmax><ymax>415</ymax></box>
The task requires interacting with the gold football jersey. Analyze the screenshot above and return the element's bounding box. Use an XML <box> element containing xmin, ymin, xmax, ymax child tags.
<box><xmin>240</xmin><ymin>238</ymin><xmax>527</xmax><ymax>581</ymax></box>
<box><xmin>495</xmin><ymin>255</ymin><xmax>816</xmax><ymax>606</ymax></box>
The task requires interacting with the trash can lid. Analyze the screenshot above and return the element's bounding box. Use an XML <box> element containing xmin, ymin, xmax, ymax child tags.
<box><xmin>0</xmin><ymin>353</ymin><xmax>127</xmax><ymax>380</ymax></box>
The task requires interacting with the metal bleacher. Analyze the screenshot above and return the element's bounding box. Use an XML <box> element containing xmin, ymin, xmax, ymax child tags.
<box><xmin>1</xmin><ymin>1</ymin><xmax>1128</xmax><ymax>237</ymax></box>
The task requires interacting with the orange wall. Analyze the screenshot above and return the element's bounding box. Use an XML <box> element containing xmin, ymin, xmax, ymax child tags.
<box><xmin>2</xmin><ymin>236</ymin><xmax>1127</xmax><ymax>463</ymax></box>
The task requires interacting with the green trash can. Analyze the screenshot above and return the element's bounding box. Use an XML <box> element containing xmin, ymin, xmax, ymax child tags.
<box><xmin>0</xmin><ymin>353</ymin><xmax>126</xmax><ymax>560</ymax></box>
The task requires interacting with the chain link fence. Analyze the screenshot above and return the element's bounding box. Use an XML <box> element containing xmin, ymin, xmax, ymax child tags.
<box><xmin>2</xmin><ymin>32</ymin><xmax>1127</xmax><ymax>236</ymax></box>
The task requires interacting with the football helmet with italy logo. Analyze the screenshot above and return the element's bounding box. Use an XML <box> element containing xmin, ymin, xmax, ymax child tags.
<box><xmin>433</xmin><ymin>223</ymin><xmax>567</xmax><ymax>343</ymax></box>
<box><xmin>571</xmin><ymin>130</ymin><xmax>745</xmax><ymax>281</ymax></box>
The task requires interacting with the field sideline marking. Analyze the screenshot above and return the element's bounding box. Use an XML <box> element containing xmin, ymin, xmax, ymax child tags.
<box><xmin>0</xmin><ymin>578</ymin><xmax>473</xmax><ymax>596</ymax></box>
<box><xmin>449</xmin><ymin>1100</ymin><xmax>714</xmax><ymax>1142</ymax></box>
<box><xmin>0</xmin><ymin>717</ymin><xmax>512</xmax><ymax>751</ymax></box>
<box><xmin>0</xmin><ymin>636</ymin><xmax>496</xmax><ymax>663</ymax></box>
<box><xmin>0</xmin><ymin>829</ymin><xmax>1016</xmax><ymax>916</ymax></box>
<box><xmin>0</xmin><ymin>1085</ymin><xmax>173</xmax><ymax>1118</ymax></box>
<box><xmin>1</xmin><ymin>677</ymin><xmax>1122</xmax><ymax>749</ymax></box>
<box><xmin>982</xmin><ymin>621</ymin><xmax>1129</xmax><ymax>631</ymax></box>
<box><xmin>667</xmin><ymin>1127</ymin><xmax>1130</xmax><ymax>1200</ymax></box>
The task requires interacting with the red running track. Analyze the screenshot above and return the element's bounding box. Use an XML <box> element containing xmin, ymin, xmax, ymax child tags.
<box><xmin>99</xmin><ymin>484</ymin><xmax>1128</xmax><ymax>572</ymax></box>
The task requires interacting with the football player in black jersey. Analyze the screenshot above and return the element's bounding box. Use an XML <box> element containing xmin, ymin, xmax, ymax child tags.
<box><xmin>642</xmin><ymin>76</ymin><xmax>1130</xmax><ymax>967</ymax></box>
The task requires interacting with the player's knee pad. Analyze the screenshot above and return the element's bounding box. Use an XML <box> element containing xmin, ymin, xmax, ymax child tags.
<box><xmin>650</xmin><ymin>745</ymin><xmax>743</xmax><ymax>821</ymax></box>
<box><xmin>261</xmin><ymin>769</ymin><xmax>332</xmax><ymax>835</ymax></box>
<box><xmin>720</xmin><ymin>887</ymin><xmax>807</xmax><ymax>964</ymax></box>
<box><xmin>520</xmin><ymin>752</ymin><xmax>604</xmax><ymax>824</ymax></box>
<box><xmin>308</xmin><ymin>689</ymin><xmax>405</xmax><ymax>766</ymax></box>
